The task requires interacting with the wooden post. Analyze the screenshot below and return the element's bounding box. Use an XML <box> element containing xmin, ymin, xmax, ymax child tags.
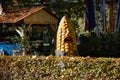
<box><xmin>22</xmin><ymin>24</ymin><xmax>26</xmax><ymax>56</ymax></box>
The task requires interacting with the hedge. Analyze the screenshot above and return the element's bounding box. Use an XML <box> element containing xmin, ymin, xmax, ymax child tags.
<box><xmin>78</xmin><ymin>32</ymin><xmax>120</xmax><ymax>57</ymax></box>
<box><xmin>0</xmin><ymin>56</ymin><xmax>120</xmax><ymax>80</ymax></box>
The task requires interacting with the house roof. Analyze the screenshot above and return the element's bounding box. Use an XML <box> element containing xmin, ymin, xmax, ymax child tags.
<box><xmin>0</xmin><ymin>6</ymin><xmax>59</xmax><ymax>24</ymax></box>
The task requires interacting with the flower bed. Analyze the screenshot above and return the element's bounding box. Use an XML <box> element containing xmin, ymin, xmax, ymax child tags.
<box><xmin>0</xmin><ymin>56</ymin><xmax>120</xmax><ymax>79</ymax></box>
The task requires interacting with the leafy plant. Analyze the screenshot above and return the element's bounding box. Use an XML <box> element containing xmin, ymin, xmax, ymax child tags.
<box><xmin>78</xmin><ymin>32</ymin><xmax>120</xmax><ymax>57</ymax></box>
<box><xmin>0</xmin><ymin>56</ymin><xmax>120</xmax><ymax>79</ymax></box>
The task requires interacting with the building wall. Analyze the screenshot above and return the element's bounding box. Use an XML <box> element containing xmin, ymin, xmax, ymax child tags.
<box><xmin>24</xmin><ymin>9</ymin><xmax>58</xmax><ymax>24</ymax></box>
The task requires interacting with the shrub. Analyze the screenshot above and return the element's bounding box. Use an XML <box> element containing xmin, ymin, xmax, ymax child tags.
<box><xmin>0</xmin><ymin>56</ymin><xmax>120</xmax><ymax>79</ymax></box>
<box><xmin>78</xmin><ymin>32</ymin><xmax>120</xmax><ymax>57</ymax></box>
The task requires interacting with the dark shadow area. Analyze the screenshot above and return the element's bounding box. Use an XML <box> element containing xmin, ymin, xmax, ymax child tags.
<box><xmin>77</xmin><ymin>32</ymin><xmax>120</xmax><ymax>58</ymax></box>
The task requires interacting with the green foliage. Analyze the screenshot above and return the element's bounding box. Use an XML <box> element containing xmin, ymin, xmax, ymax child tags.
<box><xmin>78</xmin><ymin>32</ymin><xmax>120</xmax><ymax>57</ymax></box>
<box><xmin>0</xmin><ymin>56</ymin><xmax>120</xmax><ymax>79</ymax></box>
<box><xmin>2</xmin><ymin>1</ymin><xmax>120</xmax><ymax>57</ymax></box>
<box><xmin>6</xmin><ymin>35</ymin><xmax>21</xmax><ymax>45</ymax></box>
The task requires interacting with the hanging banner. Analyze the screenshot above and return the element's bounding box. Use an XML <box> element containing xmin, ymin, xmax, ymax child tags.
<box><xmin>115</xmin><ymin>0</ymin><xmax>120</xmax><ymax>32</ymax></box>
<box><xmin>85</xmin><ymin>0</ymin><xmax>89</xmax><ymax>31</ymax></box>
<box><xmin>85</xmin><ymin>0</ymin><xmax>96</xmax><ymax>32</ymax></box>
<box><xmin>109</xmin><ymin>0</ymin><xmax>114</xmax><ymax>32</ymax></box>
<box><xmin>100</xmin><ymin>0</ymin><xmax>106</xmax><ymax>33</ymax></box>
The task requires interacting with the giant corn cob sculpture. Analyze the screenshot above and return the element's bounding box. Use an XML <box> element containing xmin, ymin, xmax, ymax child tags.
<box><xmin>55</xmin><ymin>16</ymin><xmax>77</xmax><ymax>56</ymax></box>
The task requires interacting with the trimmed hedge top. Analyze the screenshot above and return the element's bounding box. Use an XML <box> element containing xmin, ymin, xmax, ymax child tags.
<box><xmin>0</xmin><ymin>56</ymin><xmax>120</xmax><ymax>80</ymax></box>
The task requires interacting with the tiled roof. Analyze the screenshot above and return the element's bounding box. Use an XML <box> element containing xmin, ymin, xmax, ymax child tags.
<box><xmin>0</xmin><ymin>6</ymin><xmax>57</xmax><ymax>23</ymax></box>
